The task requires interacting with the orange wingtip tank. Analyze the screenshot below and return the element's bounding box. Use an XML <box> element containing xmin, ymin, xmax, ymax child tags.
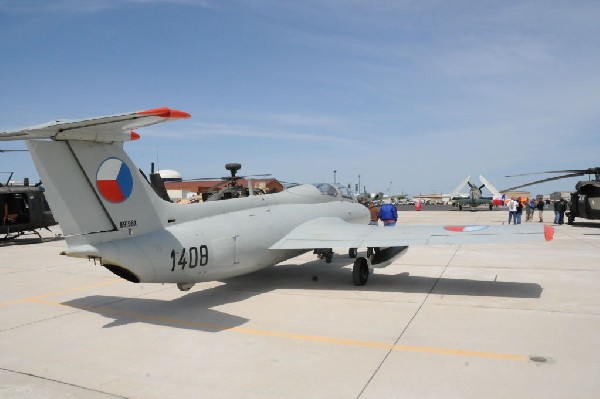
<box><xmin>130</xmin><ymin>131</ymin><xmax>140</xmax><ymax>141</ymax></box>
<box><xmin>544</xmin><ymin>225</ymin><xmax>554</xmax><ymax>241</ymax></box>
<box><xmin>137</xmin><ymin>107</ymin><xmax>191</xmax><ymax>119</ymax></box>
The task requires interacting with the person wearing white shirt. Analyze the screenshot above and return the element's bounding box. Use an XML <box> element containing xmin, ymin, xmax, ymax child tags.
<box><xmin>507</xmin><ymin>198</ymin><xmax>517</xmax><ymax>225</ymax></box>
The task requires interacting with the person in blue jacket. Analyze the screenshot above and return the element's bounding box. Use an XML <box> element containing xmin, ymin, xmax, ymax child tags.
<box><xmin>378</xmin><ymin>198</ymin><xmax>398</xmax><ymax>226</ymax></box>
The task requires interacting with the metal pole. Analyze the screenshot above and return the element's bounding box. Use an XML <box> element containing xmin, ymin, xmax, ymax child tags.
<box><xmin>334</xmin><ymin>170</ymin><xmax>337</xmax><ymax>184</ymax></box>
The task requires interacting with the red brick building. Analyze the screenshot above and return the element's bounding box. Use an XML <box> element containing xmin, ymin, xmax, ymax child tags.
<box><xmin>164</xmin><ymin>178</ymin><xmax>284</xmax><ymax>201</ymax></box>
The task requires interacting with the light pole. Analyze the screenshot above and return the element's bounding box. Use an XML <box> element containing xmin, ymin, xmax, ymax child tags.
<box><xmin>358</xmin><ymin>174</ymin><xmax>361</xmax><ymax>193</ymax></box>
<box><xmin>334</xmin><ymin>170</ymin><xmax>337</xmax><ymax>184</ymax></box>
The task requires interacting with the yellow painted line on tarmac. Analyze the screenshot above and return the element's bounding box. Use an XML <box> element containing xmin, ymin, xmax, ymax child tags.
<box><xmin>0</xmin><ymin>279</ymin><xmax>120</xmax><ymax>309</ymax></box>
<box><xmin>25</xmin><ymin>297</ymin><xmax>527</xmax><ymax>362</ymax></box>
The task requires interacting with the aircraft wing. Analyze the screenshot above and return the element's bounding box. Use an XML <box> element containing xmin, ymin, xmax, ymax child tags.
<box><xmin>0</xmin><ymin>107</ymin><xmax>190</xmax><ymax>142</ymax></box>
<box><xmin>270</xmin><ymin>217</ymin><xmax>553</xmax><ymax>249</ymax></box>
<box><xmin>479</xmin><ymin>175</ymin><xmax>501</xmax><ymax>197</ymax></box>
<box><xmin>449</xmin><ymin>175</ymin><xmax>470</xmax><ymax>199</ymax></box>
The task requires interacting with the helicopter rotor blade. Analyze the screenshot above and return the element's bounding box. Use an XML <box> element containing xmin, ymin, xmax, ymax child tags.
<box><xmin>208</xmin><ymin>180</ymin><xmax>229</xmax><ymax>191</ymax></box>
<box><xmin>505</xmin><ymin>169</ymin><xmax>592</xmax><ymax>177</ymax></box>
<box><xmin>501</xmin><ymin>172</ymin><xmax>585</xmax><ymax>192</ymax></box>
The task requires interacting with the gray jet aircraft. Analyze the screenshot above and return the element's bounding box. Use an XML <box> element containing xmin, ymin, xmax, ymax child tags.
<box><xmin>0</xmin><ymin>108</ymin><xmax>553</xmax><ymax>288</ymax></box>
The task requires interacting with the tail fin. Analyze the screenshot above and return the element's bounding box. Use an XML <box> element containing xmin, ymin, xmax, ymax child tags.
<box><xmin>2</xmin><ymin>107</ymin><xmax>190</xmax><ymax>245</ymax></box>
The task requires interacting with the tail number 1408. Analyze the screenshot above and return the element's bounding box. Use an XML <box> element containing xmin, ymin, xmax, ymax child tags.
<box><xmin>170</xmin><ymin>246</ymin><xmax>208</xmax><ymax>271</ymax></box>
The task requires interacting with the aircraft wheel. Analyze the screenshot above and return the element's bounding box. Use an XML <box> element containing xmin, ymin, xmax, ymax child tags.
<box><xmin>489</xmin><ymin>204</ymin><xmax>493</xmax><ymax>210</ymax></box>
<box><xmin>458</xmin><ymin>204</ymin><xmax>462</xmax><ymax>211</ymax></box>
<box><xmin>325</xmin><ymin>251</ymin><xmax>333</xmax><ymax>263</ymax></box>
<box><xmin>353</xmin><ymin>257</ymin><xmax>369</xmax><ymax>286</ymax></box>
<box><xmin>348</xmin><ymin>248</ymin><xmax>358</xmax><ymax>258</ymax></box>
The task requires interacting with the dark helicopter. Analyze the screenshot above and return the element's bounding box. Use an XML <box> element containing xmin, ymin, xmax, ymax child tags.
<box><xmin>190</xmin><ymin>163</ymin><xmax>272</xmax><ymax>202</ymax></box>
<box><xmin>0</xmin><ymin>172</ymin><xmax>57</xmax><ymax>240</ymax></box>
<box><xmin>502</xmin><ymin>168</ymin><xmax>600</xmax><ymax>225</ymax></box>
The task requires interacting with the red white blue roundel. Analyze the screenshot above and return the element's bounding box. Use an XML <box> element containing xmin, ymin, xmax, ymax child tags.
<box><xmin>444</xmin><ymin>225</ymin><xmax>489</xmax><ymax>232</ymax></box>
<box><xmin>96</xmin><ymin>158</ymin><xmax>133</xmax><ymax>203</ymax></box>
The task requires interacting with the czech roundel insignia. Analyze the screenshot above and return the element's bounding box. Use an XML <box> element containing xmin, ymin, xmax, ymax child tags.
<box><xmin>96</xmin><ymin>158</ymin><xmax>133</xmax><ymax>203</ymax></box>
<box><xmin>444</xmin><ymin>225</ymin><xmax>489</xmax><ymax>232</ymax></box>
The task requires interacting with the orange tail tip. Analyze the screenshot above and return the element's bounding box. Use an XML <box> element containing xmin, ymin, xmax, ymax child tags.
<box><xmin>544</xmin><ymin>224</ymin><xmax>554</xmax><ymax>241</ymax></box>
<box><xmin>137</xmin><ymin>107</ymin><xmax>191</xmax><ymax>119</ymax></box>
<box><xmin>130</xmin><ymin>131</ymin><xmax>140</xmax><ymax>141</ymax></box>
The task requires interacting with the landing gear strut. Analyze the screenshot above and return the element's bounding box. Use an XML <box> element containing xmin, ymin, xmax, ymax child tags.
<box><xmin>314</xmin><ymin>248</ymin><xmax>333</xmax><ymax>263</ymax></box>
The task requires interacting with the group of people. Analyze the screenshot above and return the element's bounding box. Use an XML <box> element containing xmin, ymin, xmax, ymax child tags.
<box><xmin>363</xmin><ymin>196</ymin><xmax>570</xmax><ymax>227</ymax></box>
<box><xmin>507</xmin><ymin>197</ymin><xmax>569</xmax><ymax>225</ymax></box>
<box><xmin>367</xmin><ymin>198</ymin><xmax>398</xmax><ymax>226</ymax></box>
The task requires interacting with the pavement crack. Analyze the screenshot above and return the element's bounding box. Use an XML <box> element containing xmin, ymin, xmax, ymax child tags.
<box><xmin>0</xmin><ymin>367</ymin><xmax>129</xmax><ymax>398</ymax></box>
<box><xmin>355</xmin><ymin>246</ymin><xmax>461</xmax><ymax>399</ymax></box>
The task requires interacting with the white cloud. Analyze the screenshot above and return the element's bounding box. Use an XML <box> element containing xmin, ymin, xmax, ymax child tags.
<box><xmin>191</xmin><ymin>122</ymin><xmax>359</xmax><ymax>145</ymax></box>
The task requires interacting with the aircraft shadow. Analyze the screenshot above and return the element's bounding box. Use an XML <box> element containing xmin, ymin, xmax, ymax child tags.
<box><xmin>223</xmin><ymin>255</ymin><xmax>543</xmax><ymax>299</ymax></box>
<box><xmin>61</xmin><ymin>255</ymin><xmax>541</xmax><ymax>333</ymax></box>
<box><xmin>0</xmin><ymin>234</ymin><xmax>63</xmax><ymax>246</ymax></box>
<box><xmin>568</xmin><ymin>221</ymin><xmax>600</xmax><ymax>229</ymax></box>
<box><xmin>61</xmin><ymin>284</ymin><xmax>255</xmax><ymax>332</ymax></box>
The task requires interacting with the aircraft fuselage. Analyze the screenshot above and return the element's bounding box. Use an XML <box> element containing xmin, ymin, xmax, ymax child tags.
<box><xmin>69</xmin><ymin>192</ymin><xmax>369</xmax><ymax>284</ymax></box>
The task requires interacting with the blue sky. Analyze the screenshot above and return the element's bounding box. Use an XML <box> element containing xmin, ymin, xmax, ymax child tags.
<box><xmin>1</xmin><ymin>0</ymin><xmax>599</xmax><ymax>196</ymax></box>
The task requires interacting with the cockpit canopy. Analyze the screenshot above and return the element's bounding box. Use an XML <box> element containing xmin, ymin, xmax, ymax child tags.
<box><xmin>311</xmin><ymin>183</ymin><xmax>355</xmax><ymax>201</ymax></box>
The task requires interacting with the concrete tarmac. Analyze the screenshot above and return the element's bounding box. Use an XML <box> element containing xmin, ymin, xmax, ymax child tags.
<box><xmin>1</xmin><ymin>211</ymin><xmax>599</xmax><ymax>399</ymax></box>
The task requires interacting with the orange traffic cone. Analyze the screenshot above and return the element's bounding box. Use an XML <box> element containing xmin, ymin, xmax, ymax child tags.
<box><xmin>415</xmin><ymin>200</ymin><xmax>422</xmax><ymax>211</ymax></box>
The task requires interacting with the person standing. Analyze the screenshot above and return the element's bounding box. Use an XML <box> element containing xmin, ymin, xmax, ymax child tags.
<box><xmin>526</xmin><ymin>198</ymin><xmax>535</xmax><ymax>222</ymax></box>
<box><xmin>557</xmin><ymin>199</ymin><xmax>567</xmax><ymax>225</ymax></box>
<box><xmin>515</xmin><ymin>198</ymin><xmax>523</xmax><ymax>224</ymax></box>
<box><xmin>536</xmin><ymin>199</ymin><xmax>545</xmax><ymax>222</ymax></box>
<box><xmin>553</xmin><ymin>200</ymin><xmax>560</xmax><ymax>224</ymax></box>
<box><xmin>508</xmin><ymin>197</ymin><xmax>517</xmax><ymax>224</ymax></box>
<box><xmin>368</xmin><ymin>202</ymin><xmax>380</xmax><ymax>225</ymax></box>
<box><xmin>524</xmin><ymin>197</ymin><xmax>531</xmax><ymax>221</ymax></box>
<box><xmin>378</xmin><ymin>198</ymin><xmax>398</xmax><ymax>226</ymax></box>
<box><xmin>507</xmin><ymin>197</ymin><xmax>517</xmax><ymax>224</ymax></box>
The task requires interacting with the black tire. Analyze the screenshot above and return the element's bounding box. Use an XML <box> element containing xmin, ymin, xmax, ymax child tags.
<box><xmin>489</xmin><ymin>204</ymin><xmax>493</xmax><ymax>210</ymax></box>
<box><xmin>458</xmin><ymin>204</ymin><xmax>462</xmax><ymax>211</ymax></box>
<box><xmin>325</xmin><ymin>251</ymin><xmax>333</xmax><ymax>263</ymax></box>
<box><xmin>353</xmin><ymin>257</ymin><xmax>369</xmax><ymax>286</ymax></box>
<box><xmin>348</xmin><ymin>248</ymin><xmax>358</xmax><ymax>258</ymax></box>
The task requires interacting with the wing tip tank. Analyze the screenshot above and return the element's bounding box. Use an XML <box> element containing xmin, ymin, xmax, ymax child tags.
<box><xmin>137</xmin><ymin>107</ymin><xmax>191</xmax><ymax>119</ymax></box>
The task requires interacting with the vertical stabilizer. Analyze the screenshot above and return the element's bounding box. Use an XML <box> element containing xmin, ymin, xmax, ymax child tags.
<box><xmin>2</xmin><ymin>107</ymin><xmax>193</xmax><ymax>246</ymax></box>
<box><xmin>28</xmin><ymin>140</ymin><xmax>166</xmax><ymax>244</ymax></box>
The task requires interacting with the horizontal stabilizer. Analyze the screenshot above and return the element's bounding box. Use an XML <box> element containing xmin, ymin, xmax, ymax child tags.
<box><xmin>0</xmin><ymin>107</ymin><xmax>190</xmax><ymax>142</ymax></box>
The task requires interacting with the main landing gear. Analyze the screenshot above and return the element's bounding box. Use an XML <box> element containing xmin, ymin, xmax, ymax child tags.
<box><xmin>351</xmin><ymin>247</ymin><xmax>379</xmax><ymax>286</ymax></box>
<box><xmin>352</xmin><ymin>257</ymin><xmax>370</xmax><ymax>286</ymax></box>
<box><xmin>315</xmin><ymin>247</ymin><xmax>372</xmax><ymax>285</ymax></box>
<box><xmin>316</xmin><ymin>247</ymin><xmax>402</xmax><ymax>286</ymax></box>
